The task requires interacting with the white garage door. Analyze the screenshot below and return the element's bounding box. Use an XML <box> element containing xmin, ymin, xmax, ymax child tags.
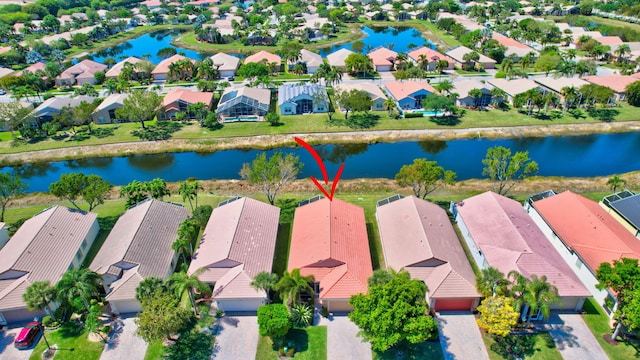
<box><xmin>217</xmin><ymin>299</ymin><xmax>264</xmax><ymax>313</ymax></box>
<box><xmin>111</xmin><ymin>300</ymin><xmax>142</xmax><ymax>315</ymax></box>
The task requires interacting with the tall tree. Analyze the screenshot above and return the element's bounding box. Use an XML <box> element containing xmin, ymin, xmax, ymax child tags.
<box><xmin>135</xmin><ymin>277</ymin><xmax>165</xmax><ymax>302</ymax></box>
<box><xmin>0</xmin><ymin>171</ymin><xmax>28</xmax><ymax>222</ymax></box>
<box><xmin>476</xmin><ymin>267</ymin><xmax>509</xmax><ymax>297</ymax></box>
<box><xmin>275</xmin><ymin>268</ymin><xmax>314</xmax><ymax>309</ymax></box>
<box><xmin>145</xmin><ymin>178</ymin><xmax>170</xmax><ymax>200</ymax></box>
<box><xmin>119</xmin><ymin>180</ymin><xmax>148</xmax><ymax>208</ymax></box>
<box><xmin>178</xmin><ymin>179</ymin><xmax>202</xmax><ymax>211</ymax></box>
<box><xmin>335</xmin><ymin>89</ymin><xmax>372</xmax><ymax>120</ymax></box>
<box><xmin>482</xmin><ymin>146</ymin><xmax>539</xmax><ymax>195</ymax></box>
<box><xmin>607</xmin><ymin>175</ymin><xmax>626</xmax><ymax>192</ymax></box>
<box><xmin>626</xmin><ymin>81</ymin><xmax>640</xmax><ymax>107</ymax></box>
<box><xmin>115</xmin><ymin>90</ymin><xmax>162</xmax><ymax>129</ymax></box>
<box><xmin>240</xmin><ymin>152</ymin><xmax>302</xmax><ymax>205</ymax></box>
<box><xmin>23</xmin><ymin>281</ymin><xmax>58</xmax><ymax>321</ymax></box>
<box><xmin>136</xmin><ymin>290</ymin><xmax>193</xmax><ymax>342</ymax></box>
<box><xmin>349</xmin><ymin>269</ymin><xmax>438</xmax><ymax>352</ymax></box>
<box><xmin>73</xmin><ymin>101</ymin><xmax>97</xmax><ymax>134</ymax></box>
<box><xmin>56</xmin><ymin>268</ymin><xmax>101</xmax><ymax>312</ymax></box>
<box><xmin>49</xmin><ymin>172</ymin><xmax>112</xmax><ymax>211</ymax></box>
<box><xmin>167</xmin><ymin>269</ymin><xmax>212</xmax><ymax>316</ymax></box>
<box><xmin>596</xmin><ymin>258</ymin><xmax>640</xmax><ymax>341</ymax></box>
<box><xmin>251</xmin><ymin>272</ymin><xmax>279</xmax><ymax>304</ymax></box>
<box><xmin>257</xmin><ymin>304</ymin><xmax>291</xmax><ymax>343</ymax></box>
<box><xmin>522</xmin><ymin>274</ymin><xmax>559</xmax><ymax>326</ymax></box>
<box><xmin>395</xmin><ymin>158</ymin><xmax>456</xmax><ymax>199</ymax></box>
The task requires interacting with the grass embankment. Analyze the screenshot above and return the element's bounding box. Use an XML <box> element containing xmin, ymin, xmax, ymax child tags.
<box><xmin>256</xmin><ymin>326</ymin><xmax>328</xmax><ymax>360</ymax></box>
<box><xmin>482</xmin><ymin>332</ymin><xmax>561</xmax><ymax>360</ymax></box>
<box><xmin>29</xmin><ymin>322</ymin><xmax>104</xmax><ymax>360</ymax></box>
<box><xmin>582</xmin><ymin>298</ymin><xmax>639</xmax><ymax>360</ymax></box>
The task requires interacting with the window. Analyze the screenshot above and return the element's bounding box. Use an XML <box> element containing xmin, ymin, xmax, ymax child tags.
<box><xmin>81</xmin><ymin>239</ymin><xmax>87</xmax><ymax>250</ymax></box>
<box><xmin>75</xmin><ymin>249</ymin><xmax>83</xmax><ymax>261</ymax></box>
<box><xmin>575</xmin><ymin>258</ymin><xmax>583</xmax><ymax>270</ymax></box>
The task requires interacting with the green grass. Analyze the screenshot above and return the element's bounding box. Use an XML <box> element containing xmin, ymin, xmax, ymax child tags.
<box><xmin>373</xmin><ymin>341</ymin><xmax>444</xmax><ymax>360</ymax></box>
<box><xmin>256</xmin><ymin>326</ymin><xmax>327</xmax><ymax>360</ymax></box>
<box><xmin>144</xmin><ymin>339</ymin><xmax>166</xmax><ymax>360</ymax></box>
<box><xmin>29</xmin><ymin>322</ymin><xmax>105</xmax><ymax>360</ymax></box>
<box><xmin>582</xmin><ymin>298</ymin><xmax>640</xmax><ymax>360</ymax></box>
<box><xmin>482</xmin><ymin>332</ymin><xmax>561</xmax><ymax>360</ymax></box>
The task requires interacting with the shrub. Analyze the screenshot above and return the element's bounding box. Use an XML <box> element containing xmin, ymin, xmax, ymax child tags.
<box><xmin>102</xmin><ymin>325</ymin><xmax>111</xmax><ymax>334</ymax></box>
<box><xmin>321</xmin><ymin>306</ymin><xmax>329</xmax><ymax>318</ymax></box>
<box><xmin>404</xmin><ymin>112</ymin><xmax>424</xmax><ymax>118</ymax></box>
<box><xmin>290</xmin><ymin>304</ymin><xmax>313</xmax><ymax>327</ymax></box>
<box><xmin>42</xmin><ymin>315</ymin><xmax>52</xmax><ymax>327</ymax></box>
<box><xmin>495</xmin><ymin>71</ymin><xmax>507</xmax><ymax>78</ymax></box>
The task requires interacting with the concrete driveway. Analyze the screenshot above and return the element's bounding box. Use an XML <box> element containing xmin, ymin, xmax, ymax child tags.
<box><xmin>537</xmin><ymin>313</ymin><xmax>608</xmax><ymax>360</ymax></box>
<box><xmin>0</xmin><ymin>324</ymin><xmax>36</xmax><ymax>360</ymax></box>
<box><xmin>437</xmin><ymin>312</ymin><xmax>489</xmax><ymax>360</ymax></box>
<box><xmin>211</xmin><ymin>315</ymin><xmax>258</xmax><ymax>360</ymax></box>
<box><xmin>100</xmin><ymin>315</ymin><xmax>147</xmax><ymax>360</ymax></box>
<box><xmin>318</xmin><ymin>315</ymin><xmax>372</xmax><ymax>360</ymax></box>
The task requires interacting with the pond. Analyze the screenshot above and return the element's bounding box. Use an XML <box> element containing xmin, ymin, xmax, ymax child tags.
<box><xmin>7</xmin><ymin>132</ymin><xmax>640</xmax><ymax>193</ymax></box>
<box><xmin>318</xmin><ymin>26</ymin><xmax>436</xmax><ymax>56</ymax></box>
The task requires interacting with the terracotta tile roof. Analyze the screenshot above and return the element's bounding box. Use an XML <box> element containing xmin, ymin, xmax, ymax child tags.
<box><xmin>188</xmin><ymin>197</ymin><xmax>280</xmax><ymax>300</ymax></box>
<box><xmin>377</xmin><ymin>196</ymin><xmax>480</xmax><ymax>300</ymax></box>
<box><xmin>105</xmin><ymin>57</ymin><xmax>148</xmax><ymax>78</ymax></box>
<box><xmin>56</xmin><ymin>59</ymin><xmax>107</xmax><ymax>82</ymax></box>
<box><xmin>367</xmin><ymin>47</ymin><xmax>397</xmax><ymax>67</ymax></box>
<box><xmin>492</xmin><ymin>33</ymin><xmax>533</xmax><ymax>50</ymax></box>
<box><xmin>532</xmin><ymin>191</ymin><xmax>640</xmax><ymax>273</ymax></box>
<box><xmin>455</xmin><ymin>192</ymin><xmax>590</xmax><ymax>297</ymax></box>
<box><xmin>583</xmin><ymin>74</ymin><xmax>639</xmax><ymax>94</ymax></box>
<box><xmin>151</xmin><ymin>54</ymin><xmax>194</xmax><ymax>75</ymax></box>
<box><xmin>289</xmin><ymin>198</ymin><xmax>372</xmax><ymax>300</ymax></box>
<box><xmin>162</xmin><ymin>88</ymin><xmax>214</xmax><ymax>108</ymax></box>
<box><xmin>593</xmin><ymin>36</ymin><xmax>624</xmax><ymax>46</ymax></box>
<box><xmin>384</xmin><ymin>80</ymin><xmax>437</xmax><ymax>101</ymax></box>
<box><xmin>0</xmin><ymin>206</ymin><xmax>98</xmax><ymax>311</ymax></box>
<box><xmin>15</xmin><ymin>62</ymin><xmax>46</xmax><ymax>77</ymax></box>
<box><xmin>407</xmin><ymin>46</ymin><xmax>454</xmax><ymax>65</ymax></box>
<box><xmin>244</xmin><ymin>51</ymin><xmax>281</xmax><ymax>65</ymax></box>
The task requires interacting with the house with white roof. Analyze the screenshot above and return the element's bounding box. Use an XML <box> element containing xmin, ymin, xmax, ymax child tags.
<box><xmin>278</xmin><ymin>83</ymin><xmax>328</xmax><ymax>115</ymax></box>
<box><xmin>334</xmin><ymin>83</ymin><xmax>387</xmax><ymax>111</ymax></box>
<box><xmin>210</xmin><ymin>53</ymin><xmax>240</xmax><ymax>78</ymax></box>
<box><xmin>92</xmin><ymin>93</ymin><xmax>130</xmax><ymax>124</ymax></box>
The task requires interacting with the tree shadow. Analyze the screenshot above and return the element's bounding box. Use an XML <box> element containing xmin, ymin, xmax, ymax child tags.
<box><xmin>67</xmin><ymin>131</ymin><xmax>91</xmax><ymax>142</ymax></box>
<box><xmin>131</xmin><ymin>121</ymin><xmax>184</xmax><ymax>141</ymax></box>
<box><xmin>93</xmin><ymin>127</ymin><xmax>115</xmax><ymax>138</ymax></box>
<box><xmin>490</xmin><ymin>334</ymin><xmax>536</xmax><ymax>359</ymax></box>
<box><xmin>429</xmin><ymin>116</ymin><xmax>461</xmax><ymax>126</ymax></box>
<box><xmin>276</xmin><ymin>328</ymin><xmax>309</xmax><ymax>353</ymax></box>
<box><xmin>588</xmin><ymin>108</ymin><xmax>620</xmax><ymax>122</ymax></box>
<box><xmin>330</xmin><ymin>113</ymin><xmax>380</xmax><ymax>129</ymax></box>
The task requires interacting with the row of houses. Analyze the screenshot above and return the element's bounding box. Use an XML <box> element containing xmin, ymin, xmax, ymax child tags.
<box><xmin>3</xmin><ymin>188</ymin><xmax>640</xmax><ymax>323</ymax></box>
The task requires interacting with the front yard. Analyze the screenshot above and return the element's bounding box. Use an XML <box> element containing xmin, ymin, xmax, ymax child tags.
<box><xmin>582</xmin><ymin>298</ymin><xmax>640</xmax><ymax>360</ymax></box>
<box><xmin>256</xmin><ymin>326</ymin><xmax>327</xmax><ymax>360</ymax></box>
<box><xmin>29</xmin><ymin>322</ymin><xmax>104</xmax><ymax>360</ymax></box>
<box><xmin>482</xmin><ymin>332</ymin><xmax>561</xmax><ymax>360</ymax></box>
<box><xmin>373</xmin><ymin>341</ymin><xmax>444</xmax><ymax>360</ymax></box>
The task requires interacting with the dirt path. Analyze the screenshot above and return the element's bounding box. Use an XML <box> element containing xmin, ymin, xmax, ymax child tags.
<box><xmin>2</xmin><ymin>121</ymin><xmax>640</xmax><ymax>165</ymax></box>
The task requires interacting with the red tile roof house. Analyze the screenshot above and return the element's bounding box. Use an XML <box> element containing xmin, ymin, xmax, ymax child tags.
<box><xmin>90</xmin><ymin>200</ymin><xmax>188</xmax><ymax>314</ymax></box>
<box><xmin>243</xmin><ymin>50</ymin><xmax>282</xmax><ymax>66</ymax></box>
<box><xmin>160</xmin><ymin>88</ymin><xmax>214</xmax><ymax>120</ymax></box>
<box><xmin>526</xmin><ymin>190</ymin><xmax>640</xmax><ymax>317</ymax></box>
<box><xmin>0</xmin><ymin>206</ymin><xmax>99</xmax><ymax>325</ymax></box>
<box><xmin>451</xmin><ymin>192</ymin><xmax>591</xmax><ymax>316</ymax></box>
<box><xmin>377</xmin><ymin>196</ymin><xmax>480</xmax><ymax>311</ymax></box>
<box><xmin>367</xmin><ymin>47</ymin><xmax>398</xmax><ymax>72</ymax></box>
<box><xmin>289</xmin><ymin>197</ymin><xmax>373</xmax><ymax>313</ymax></box>
<box><xmin>151</xmin><ymin>54</ymin><xmax>196</xmax><ymax>81</ymax></box>
<box><xmin>188</xmin><ymin>197</ymin><xmax>280</xmax><ymax>313</ymax></box>
<box><xmin>55</xmin><ymin>59</ymin><xmax>107</xmax><ymax>87</ymax></box>
<box><xmin>384</xmin><ymin>80</ymin><xmax>438</xmax><ymax>111</ymax></box>
<box><xmin>583</xmin><ymin>74</ymin><xmax>639</xmax><ymax>101</ymax></box>
<box><xmin>408</xmin><ymin>46</ymin><xmax>454</xmax><ymax>71</ymax></box>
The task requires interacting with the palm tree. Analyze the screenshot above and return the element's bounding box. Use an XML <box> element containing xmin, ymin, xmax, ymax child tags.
<box><xmin>135</xmin><ymin>277</ymin><xmax>165</xmax><ymax>302</ymax></box>
<box><xmin>607</xmin><ymin>175</ymin><xmax>626</xmax><ymax>192</ymax></box>
<box><xmin>24</xmin><ymin>281</ymin><xmax>58</xmax><ymax>321</ymax></box>
<box><xmin>564</xmin><ymin>49</ymin><xmax>578</xmax><ymax>61</ymax></box>
<box><xmin>383</xmin><ymin>97</ymin><xmax>397</xmax><ymax>116</ymax></box>
<box><xmin>468</xmin><ymin>88</ymin><xmax>483</xmax><ymax>107</ymax></box>
<box><xmin>417</xmin><ymin>54</ymin><xmax>429</xmax><ymax>70</ymax></box>
<box><xmin>275</xmin><ymin>268</ymin><xmax>314</xmax><ymax>309</ymax></box>
<box><xmin>560</xmin><ymin>86</ymin><xmax>579</xmax><ymax>113</ymax></box>
<box><xmin>490</xmin><ymin>87</ymin><xmax>507</xmax><ymax>105</ymax></box>
<box><xmin>522</xmin><ymin>274</ymin><xmax>559</xmax><ymax>326</ymax></box>
<box><xmin>501</xmin><ymin>59</ymin><xmax>515</xmax><ymax>79</ymax></box>
<box><xmin>476</xmin><ymin>267</ymin><xmax>509</xmax><ymax>297</ymax></box>
<box><xmin>168</xmin><ymin>269</ymin><xmax>212</xmax><ymax>316</ymax></box>
<box><xmin>196</xmin><ymin>58</ymin><xmax>217</xmax><ymax>80</ymax></box>
<box><xmin>172</xmin><ymin>236</ymin><xmax>192</xmax><ymax>264</ymax></box>
<box><xmin>293</xmin><ymin>63</ymin><xmax>305</xmax><ymax>79</ymax></box>
<box><xmin>395</xmin><ymin>52</ymin><xmax>408</xmax><ymax>71</ymax></box>
<box><xmin>435</xmin><ymin>60</ymin><xmax>449</xmax><ymax>79</ymax></box>
<box><xmin>614</xmin><ymin>44</ymin><xmax>631</xmax><ymax>64</ymax></box>
<box><xmin>434</xmin><ymin>79</ymin><xmax>454</xmax><ymax>96</ymax></box>
<box><xmin>178</xmin><ymin>180</ymin><xmax>202</xmax><ymax>211</ymax></box>
<box><xmin>250</xmin><ymin>271</ymin><xmax>279</xmax><ymax>303</ymax></box>
<box><xmin>56</xmin><ymin>268</ymin><xmax>102</xmax><ymax>312</ymax></box>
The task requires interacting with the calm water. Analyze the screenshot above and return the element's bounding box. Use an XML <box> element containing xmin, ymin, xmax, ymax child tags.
<box><xmin>7</xmin><ymin>133</ymin><xmax>640</xmax><ymax>193</ymax></box>
<box><xmin>318</xmin><ymin>26</ymin><xmax>436</xmax><ymax>56</ymax></box>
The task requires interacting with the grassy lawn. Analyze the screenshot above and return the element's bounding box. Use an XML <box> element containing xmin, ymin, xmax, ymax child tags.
<box><xmin>29</xmin><ymin>322</ymin><xmax>105</xmax><ymax>360</ymax></box>
<box><xmin>582</xmin><ymin>298</ymin><xmax>640</xmax><ymax>360</ymax></box>
<box><xmin>482</xmin><ymin>332</ymin><xmax>561</xmax><ymax>360</ymax></box>
<box><xmin>373</xmin><ymin>341</ymin><xmax>444</xmax><ymax>360</ymax></box>
<box><xmin>256</xmin><ymin>326</ymin><xmax>327</xmax><ymax>360</ymax></box>
<box><xmin>144</xmin><ymin>339</ymin><xmax>166</xmax><ymax>360</ymax></box>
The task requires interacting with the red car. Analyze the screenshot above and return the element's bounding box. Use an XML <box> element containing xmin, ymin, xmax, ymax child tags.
<box><xmin>14</xmin><ymin>321</ymin><xmax>42</xmax><ymax>349</ymax></box>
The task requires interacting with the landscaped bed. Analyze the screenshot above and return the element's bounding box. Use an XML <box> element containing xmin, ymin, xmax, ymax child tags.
<box><xmin>582</xmin><ymin>298</ymin><xmax>640</xmax><ymax>360</ymax></box>
<box><xmin>256</xmin><ymin>326</ymin><xmax>327</xmax><ymax>360</ymax></box>
<box><xmin>481</xmin><ymin>331</ymin><xmax>561</xmax><ymax>360</ymax></box>
<box><xmin>29</xmin><ymin>322</ymin><xmax>105</xmax><ymax>360</ymax></box>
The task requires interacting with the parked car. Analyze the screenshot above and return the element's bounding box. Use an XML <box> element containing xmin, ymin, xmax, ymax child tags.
<box><xmin>14</xmin><ymin>320</ymin><xmax>42</xmax><ymax>349</ymax></box>
<box><xmin>0</xmin><ymin>89</ymin><xmax>6</xmax><ymax>95</ymax></box>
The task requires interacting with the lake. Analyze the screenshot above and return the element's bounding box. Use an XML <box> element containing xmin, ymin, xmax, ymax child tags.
<box><xmin>318</xmin><ymin>26</ymin><xmax>436</xmax><ymax>55</ymax></box>
<box><xmin>7</xmin><ymin>132</ymin><xmax>640</xmax><ymax>193</ymax></box>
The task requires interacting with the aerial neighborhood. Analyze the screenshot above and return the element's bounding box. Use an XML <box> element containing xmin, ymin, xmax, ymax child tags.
<box><xmin>1</xmin><ymin>0</ymin><xmax>640</xmax><ymax>359</ymax></box>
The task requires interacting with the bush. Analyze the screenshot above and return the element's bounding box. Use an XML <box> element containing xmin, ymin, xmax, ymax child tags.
<box><xmin>321</xmin><ymin>306</ymin><xmax>329</xmax><ymax>318</ymax></box>
<box><xmin>404</xmin><ymin>112</ymin><xmax>424</xmax><ymax>118</ymax></box>
<box><xmin>42</xmin><ymin>315</ymin><xmax>52</xmax><ymax>327</ymax></box>
<box><xmin>495</xmin><ymin>71</ymin><xmax>507</xmax><ymax>78</ymax></box>
<box><xmin>290</xmin><ymin>304</ymin><xmax>313</xmax><ymax>327</ymax></box>
<box><xmin>102</xmin><ymin>325</ymin><xmax>111</xmax><ymax>334</ymax></box>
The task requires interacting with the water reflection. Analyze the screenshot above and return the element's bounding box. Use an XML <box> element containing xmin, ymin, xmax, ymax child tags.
<box><xmin>127</xmin><ymin>153</ymin><xmax>175</xmax><ymax>171</ymax></box>
<box><xmin>13</xmin><ymin>162</ymin><xmax>58</xmax><ymax>178</ymax></box>
<box><xmin>65</xmin><ymin>157</ymin><xmax>114</xmax><ymax>169</ymax></box>
<box><xmin>418</xmin><ymin>140</ymin><xmax>447</xmax><ymax>155</ymax></box>
<box><xmin>315</xmin><ymin>143</ymin><xmax>369</xmax><ymax>164</ymax></box>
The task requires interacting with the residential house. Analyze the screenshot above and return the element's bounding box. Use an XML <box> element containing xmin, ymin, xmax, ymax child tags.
<box><xmin>445</xmin><ymin>46</ymin><xmax>496</xmax><ymax>70</ymax></box>
<box><xmin>55</xmin><ymin>59</ymin><xmax>107</xmax><ymax>86</ymax></box>
<box><xmin>583</xmin><ymin>74</ymin><xmax>638</xmax><ymax>101</ymax></box>
<box><xmin>289</xmin><ymin>197</ymin><xmax>372</xmax><ymax>312</ymax></box>
<box><xmin>451</xmin><ymin>192</ymin><xmax>591</xmax><ymax>314</ymax></box>
<box><xmin>534</xmin><ymin>77</ymin><xmax>589</xmax><ymax>98</ymax></box>
<box><xmin>377</xmin><ymin>195</ymin><xmax>481</xmax><ymax>311</ymax></box>
<box><xmin>334</xmin><ymin>83</ymin><xmax>388</xmax><ymax>111</ymax></box>
<box><xmin>90</xmin><ymin>200</ymin><xmax>188</xmax><ymax>314</ymax></box>
<box><xmin>407</xmin><ymin>47</ymin><xmax>454</xmax><ymax>71</ymax></box>
<box><xmin>297</xmin><ymin>49</ymin><xmax>323</xmax><ymax>74</ymax></box>
<box><xmin>243</xmin><ymin>50</ymin><xmax>282</xmax><ymax>66</ymax></box>
<box><xmin>601</xmin><ymin>190</ymin><xmax>640</xmax><ymax>238</ymax></box>
<box><xmin>161</xmin><ymin>88</ymin><xmax>214</xmax><ymax>119</ymax></box>
<box><xmin>0</xmin><ymin>101</ymin><xmax>32</xmax><ymax>131</ymax></box>
<box><xmin>278</xmin><ymin>83</ymin><xmax>328</xmax><ymax>115</ymax></box>
<box><xmin>486</xmin><ymin>78</ymin><xmax>540</xmax><ymax>105</ymax></box>
<box><xmin>31</xmin><ymin>95</ymin><xmax>96</xmax><ymax>123</ymax></box>
<box><xmin>91</xmin><ymin>93</ymin><xmax>130</xmax><ymax>124</ymax></box>
<box><xmin>151</xmin><ymin>54</ymin><xmax>195</xmax><ymax>81</ymax></box>
<box><xmin>0</xmin><ymin>206</ymin><xmax>99</xmax><ymax>324</ymax></box>
<box><xmin>384</xmin><ymin>81</ymin><xmax>437</xmax><ymax>110</ymax></box>
<box><xmin>526</xmin><ymin>190</ymin><xmax>640</xmax><ymax>316</ymax></box>
<box><xmin>492</xmin><ymin>33</ymin><xmax>538</xmax><ymax>61</ymax></box>
<box><xmin>367</xmin><ymin>47</ymin><xmax>398</xmax><ymax>72</ymax></box>
<box><xmin>452</xmin><ymin>79</ymin><xmax>493</xmax><ymax>107</ymax></box>
<box><xmin>188</xmin><ymin>197</ymin><xmax>279</xmax><ymax>312</ymax></box>
<box><xmin>326</xmin><ymin>48</ymin><xmax>354</xmax><ymax>71</ymax></box>
<box><xmin>217</xmin><ymin>86</ymin><xmax>270</xmax><ymax>122</ymax></box>
<box><xmin>593</xmin><ymin>36</ymin><xmax>624</xmax><ymax>47</ymax></box>
<box><xmin>15</xmin><ymin>62</ymin><xmax>46</xmax><ymax>77</ymax></box>
<box><xmin>105</xmin><ymin>57</ymin><xmax>149</xmax><ymax>80</ymax></box>
<box><xmin>210</xmin><ymin>53</ymin><xmax>240</xmax><ymax>78</ymax></box>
